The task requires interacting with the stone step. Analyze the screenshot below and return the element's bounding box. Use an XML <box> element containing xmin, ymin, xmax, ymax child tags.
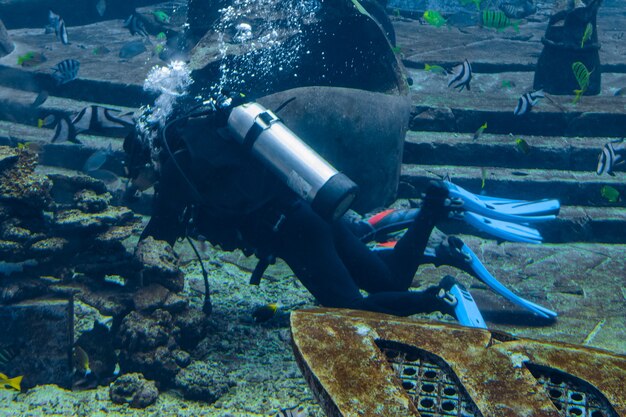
<box><xmin>0</xmin><ymin>120</ymin><xmax>126</xmax><ymax>174</ymax></box>
<box><xmin>435</xmin><ymin>205</ymin><xmax>626</xmax><ymax>244</ymax></box>
<box><xmin>394</xmin><ymin>7</ymin><xmax>626</xmax><ymax>73</ymax></box>
<box><xmin>399</xmin><ymin>164</ymin><xmax>626</xmax><ymax>207</ymax></box>
<box><xmin>403</xmin><ymin>131</ymin><xmax>607</xmax><ymax>172</ymax></box>
<box><xmin>408</xmin><ymin>91</ymin><xmax>626</xmax><ymax>137</ymax></box>
<box><xmin>0</xmin><ymin>21</ymin><xmax>157</xmax><ymax>108</ymax></box>
<box><xmin>0</xmin><ymin>85</ymin><xmax>137</xmax><ymax>137</ymax></box>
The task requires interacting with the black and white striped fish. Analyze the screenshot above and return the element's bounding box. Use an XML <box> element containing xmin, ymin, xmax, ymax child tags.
<box><xmin>46</xmin><ymin>10</ymin><xmax>68</xmax><ymax>44</ymax></box>
<box><xmin>46</xmin><ymin>114</ymin><xmax>81</xmax><ymax>144</ymax></box>
<box><xmin>448</xmin><ymin>59</ymin><xmax>472</xmax><ymax>92</ymax></box>
<box><xmin>46</xmin><ymin>10</ymin><xmax>60</xmax><ymax>34</ymax></box>
<box><xmin>58</xmin><ymin>18</ymin><xmax>69</xmax><ymax>45</ymax></box>
<box><xmin>513</xmin><ymin>89</ymin><xmax>544</xmax><ymax>116</ymax></box>
<box><xmin>123</xmin><ymin>12</ymin><xmax>149</xmax><ymax>37</ymax></box>
<box><xmin>51</xmin><ymin>59</ymin><xmax>80</xmax><ymax>84</ymax></box>
<box><xmin>596</xmin><ymin>138</ymin><xmax>625</xmax><ymax>176</ymax></box>
<box><xmin>72</xmin><ymin>105</ymin><xmax>135</xmax><ymax>132</ymax></box>
<box><xmin>275</xmin><ymin>405</ymin><xmax>306</xmax><ymax>417</ymax></box>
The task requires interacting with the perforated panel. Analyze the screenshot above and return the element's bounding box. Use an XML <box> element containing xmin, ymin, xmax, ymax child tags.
<box><xmin>377</xmin><ymin>340</ymin><xmax>483</xmax><ymax>417</ymax></box>
<box><xmin>527</xmin><ymin>364</ymin><xmax>619</xmax><ymax>417</ymax></box>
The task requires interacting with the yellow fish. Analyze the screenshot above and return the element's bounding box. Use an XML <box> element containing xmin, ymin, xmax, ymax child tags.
<box><xmin>423</xmin><ymin>10</ymin><xmax>447</xmax><ymax>28</ymax></box>
<box><xmin>252</xmin><ymin>303</ymin><xmax>278</xmax><ymax>323</ymax></box>
<box><xmin>473</xmin><ymin>122</ymin><xmax>487</xmax><ymax>140</ymax></box>
<box><xmin>73</xmin><ymin>346</ymin><xmax>92</xmax><ymax>377</ymax></box>
<box><xmin>0</xmin><ymin>373</ymin><xmax>23</xmax><ymax>391</ymax></box>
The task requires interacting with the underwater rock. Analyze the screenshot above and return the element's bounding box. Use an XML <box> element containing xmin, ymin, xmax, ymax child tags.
<box><xmin>132</xmin><ymin>283</ymin><xmax>171</xmax><ymax>312</ymax></box>
<box><xmin>48</xmin><ymin>173</ymin><xmax>108</xmax><ymax>205</ymax></box>
<box><xmin>0</xmin><ymin>19</ymin><xmax>13</xmax><ymax>57</ymax></box>
<box><xmin>134</xmin><ymin>237</ymin><xmax>184</xmax><ymax>293</ymax></box>
<box><xmin>0</xmin><ymin>298</ymin><xmax>74</xmax><ymax>390</ymax></box>
<box><xmin>188</xmin><ymin>0</ymin><xmax>407</xmax><ymax>97</ymax></box>
<box><xmin>173</xmin><ymin>360</ymin><xmax>232</xmax><ymax>402</ymax></box>
<box><xmin>0</xmin><ymin>146</ymin><xmax>19</xmax><ymax>171</ymax></box>
<box><xmin>51</xmin><ymin>206</ymin><xmax>134</xmax><ymax>232</ymax></box>
<box><xmin>74</xmin><ymin>189</ymin><xmax>112</xmax><ymax>213</ymax></box>
<box><xmin>109</xmin><ymin>373</ymin><xmax>159</xmax><ymax>409</ymax></box>
<box><xmin>0</xmin><ymin>148</ymin><xmax>51</xmax><ymax>210</ymax></box>
<box><xmin>410</xmin><ymin>106</ymin><xmax>456</xmax><ymax>132</ymax></box>
<box><xmin>117</xmin><ymin>309</ymin><xmax>186</xmax><ymax>382</ymax></box>
<box><xmin>28</xmin><ymin>237</ymin><xmax>69</xmax><ymax>258</ymax></box>
<box><xmin>258</xmin><ymin>87</ymin><xmax>411</xmax><ymax>212</ymax></box>
<box><xmin>534</xmin><ymin>0</ymin><xmax>602</xmax><ymax>95</ymax></box>
<box><xmin>174</xmin><ymin>308</ymin><xmax>208</xmax><ymax>351</ymax></box>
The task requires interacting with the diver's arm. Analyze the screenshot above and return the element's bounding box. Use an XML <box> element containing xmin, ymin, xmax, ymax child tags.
<box><xmin>140</xmin><ymin>152</ymin><xmax>193</xmax><ymax>246</ymax></box>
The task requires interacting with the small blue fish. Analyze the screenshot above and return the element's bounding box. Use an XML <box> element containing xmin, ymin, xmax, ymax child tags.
<box><xmin>51</xmin><ymin>59</ymin><xmax>80</xmax><ymax>84</ymax></box>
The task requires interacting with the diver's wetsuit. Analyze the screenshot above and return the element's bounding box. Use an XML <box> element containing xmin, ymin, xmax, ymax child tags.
<box><xmin>139</xmin><ymin>112</ymin><xmax>454</xmax><ymax>318</ymax></box>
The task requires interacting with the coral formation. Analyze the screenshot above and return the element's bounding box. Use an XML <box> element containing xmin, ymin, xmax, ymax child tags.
<box><xmin>174</xmin><ymin>361</ymin><xmax>233</xmax><ymax>402</ymax></box>
<box><xmin>109</xmin><ymin>373</ymin><xmax>159</xmax><ymax>408</ymax></box>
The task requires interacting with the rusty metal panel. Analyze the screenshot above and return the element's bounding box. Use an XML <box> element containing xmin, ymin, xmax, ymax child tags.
<box><xmin>291</xmin><ymin>309</ymin><xmax>626</xmax><ymax>417</ymax></box>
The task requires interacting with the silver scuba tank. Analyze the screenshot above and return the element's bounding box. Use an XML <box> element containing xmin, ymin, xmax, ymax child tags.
<box><xmin>225</xmin><ymin>102</ymin><xmax>358</xmax><ymax>221</ymax></box>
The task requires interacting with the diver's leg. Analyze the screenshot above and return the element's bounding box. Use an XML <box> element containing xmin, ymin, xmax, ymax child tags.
<box><xmin>274</xmin><ymin>201</ymin><xmax>453</xmax><ymax>317</ymax></box>
<box><xmin>382</xmin><ymin>181</ymin><xmax>451</xmax><ymax>286</ymax></box>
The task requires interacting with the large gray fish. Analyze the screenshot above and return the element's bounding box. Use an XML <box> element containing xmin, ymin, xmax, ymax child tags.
<box><xmin>514</xmin><ymin>89</ymin><xmax>544</xmax><ymax>116</ymax></box>
<box><xmin>51</xmin><ymin>59</ymin><xmax>80</xmax><ymax>84</ymax></box>
<box><xmin>448</xmin><ymin>59</ymin><xmax>472</xmax><ymax>92</ymax></box>
<box><xmin>123</xmin><ymin>12</ymin><xmax>149</xmax><ymax>38</ymax></box>
<box><xmin>596</xmin><ymin>138</ymin><xmax>625</xmax><ymax>176</ymax></box>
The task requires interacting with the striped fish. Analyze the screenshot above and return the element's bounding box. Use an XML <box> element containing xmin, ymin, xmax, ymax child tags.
<box><xmin>124</xmin><ymin>12</ymin><xmax>149</xmax><ymax>38</ymax></box>
<box><xmin>275</xmin><ymin>405</ymin><xmax>306</xmax><ymax>417</ymax></box>
<box><xmin>72</xmin><ymin>105</ymin><xmax>134</xmax><ymax>132</ymax></box>
<box><xmin>596</xmin><ymin>138</ymin><xmax>625</xmax><ymax>176</ymax></box>
<box><xmin>58</xmin><ymin>18</ymin><xmax>69</xmax><ymax>44</ymax></box>
<box><xmin>48</xmin><ymin>114</ymin><xmax>81</xmax><ymax>144</ymax></box>
<box><xmin>514</xmin><ymin>89</ymin><xmax>544</xmax><ymax>116</ymax></box>
<box><xmin>0</xmin><ymin>346</ymin><xmax>18</xmax><ymax>366</ymax></box>
<box><xmin>481</xmin><ymin>10</ymin><xmax>519</xmax><ymax>32</ymax></box>
<box><xmin>51</xmin><ymin>59</ymin><xmax>80</xmax><ymax>85</ymax></box>
<box><xmin>572</xmin><ymin>61</ymin><xmax>591</xmax><ymax>103</ymax></box>
<box><xmin>448</xmin><ymin>59</ymin><xmax>472</xmax><ymax>92</ymax></box>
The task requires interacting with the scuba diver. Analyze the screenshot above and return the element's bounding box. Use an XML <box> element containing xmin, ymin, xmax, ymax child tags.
<box><xmin>124</xmin><ymin>93</ymin><xmax>559</xmax><ymax>326</ymax></box>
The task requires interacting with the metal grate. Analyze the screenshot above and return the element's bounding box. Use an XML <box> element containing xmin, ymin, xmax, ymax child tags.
<box><xmin>377</xmin><ymin>340</ymin><xmax>483</xmax><ymax>417</ymax></box>
<box><xmin>526</xmin><ymin>364</ymin><xmax>619</xmax><ymax>417</ymax></box>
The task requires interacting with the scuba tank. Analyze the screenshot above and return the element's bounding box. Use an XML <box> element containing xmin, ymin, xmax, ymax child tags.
<box><xmin>224</xmin><ymin>101</ymin><xmax>359</xmax><ymax>221</ymax></box>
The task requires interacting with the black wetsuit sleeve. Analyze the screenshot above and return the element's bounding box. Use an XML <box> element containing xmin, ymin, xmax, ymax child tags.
<box><xmin>140</xmin><ymin>153</ymin><xmax>192</xmax><ymax>246</ymax></box>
